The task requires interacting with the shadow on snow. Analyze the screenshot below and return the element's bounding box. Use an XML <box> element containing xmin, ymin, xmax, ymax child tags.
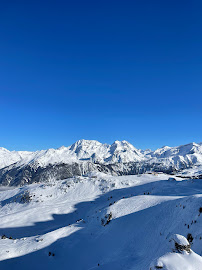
<box><xmin>1</xmin><ymin>178</ymin><xmax>202</xmax><ymax>270</ymax></box>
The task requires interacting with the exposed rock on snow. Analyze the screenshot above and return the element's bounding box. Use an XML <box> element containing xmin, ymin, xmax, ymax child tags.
<box><xmin>150</xmin><ymin>234</ymin><xmax>202</xmax><ymax>270</ymax></box>
<box><xmin>101</xmin><ymin>212</ymin><xmax>112</xmax><ymax>226</ymax></box>
<box><xmin>170</xmin><ymin>234</ymin><xmax>191</xmax><ymax>253</ymax></box>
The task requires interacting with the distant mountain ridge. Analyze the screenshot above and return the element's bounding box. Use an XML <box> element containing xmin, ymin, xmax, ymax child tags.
<box><xmin>0</xmin><ymin>140</ymin><xmax>144</xmax><ymax>169</ymax></box>
<box><xmin>0</xmin><ymin>140</ymin><xmax>202</xmax><ymax>186</ymax></box>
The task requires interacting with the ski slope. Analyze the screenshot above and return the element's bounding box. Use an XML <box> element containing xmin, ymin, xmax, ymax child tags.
<box><xmin>1</xmin><ymin>173</ymin><xmax>202</xmax><ymax>269</ymax></box>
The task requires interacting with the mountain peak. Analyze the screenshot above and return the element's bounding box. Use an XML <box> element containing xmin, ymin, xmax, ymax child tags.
<box><xmin>0</xmin><ymin>147</ymin><xmax>9</xmax><ymax>152</ymax></box>
<box><xmin>0</xmin><ymin>140</ymin><xmax>202</xmax><ymax>172</ymax></box>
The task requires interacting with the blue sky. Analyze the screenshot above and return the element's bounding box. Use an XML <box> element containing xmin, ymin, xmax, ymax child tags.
<box><xmin>0</xmin><ymin>0</ymin><xmax>202</xmax><ymax>151</ymax></box>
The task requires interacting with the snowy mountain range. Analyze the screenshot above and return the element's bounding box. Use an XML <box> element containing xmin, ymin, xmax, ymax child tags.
<box><xmin>0</xmin><ymin>140</ymin><xmax>144</xmax><ymax>169</ymax></box>
<box><xmin>1</xmin><ymin>143</ymin><xmax>202</xmax><ymax>269</ymax></box>
<box><xmin>0</xmin><ymin>140</ymin><xmax>202</xmax><ymax>186</ymax></box>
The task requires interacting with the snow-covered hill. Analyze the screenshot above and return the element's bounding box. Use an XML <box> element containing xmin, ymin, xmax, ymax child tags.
<box><xmin>1</xmin><ymin>173</ymin><xmax>202</xmax><ymax>269</ymax></box>
<box><xmin>0</xmin><ymin>140</ymin><xmax>202</xmax><ymax>186</ymax></box>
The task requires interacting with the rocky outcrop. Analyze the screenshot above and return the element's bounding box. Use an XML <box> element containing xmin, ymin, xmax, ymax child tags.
<box><xmin>150</xmin><ymin>234</ymin><xmax>194</xmax><ymax>270</ymax></box>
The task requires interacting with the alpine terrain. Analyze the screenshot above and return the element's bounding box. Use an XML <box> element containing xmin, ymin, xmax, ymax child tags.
<box><xmin>0</xmin><ymin>140</ymin><xmax>202</xmax><ymax>269</ymax></box>
<box><xmin>0</xmin><ymin>140</ymin><xmax>202</xmax><ymax>186</ymax></box>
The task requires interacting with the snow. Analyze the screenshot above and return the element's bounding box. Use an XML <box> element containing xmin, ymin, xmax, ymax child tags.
<box><xmin>148</xmin><ymin>142</ymin><xmax>202</xmax><ymax>169</ymax></box>
<box><xmin>178</xmin><ymin>165</ymin><xmax>202</xmax><ymax>177</ymax></box>
<box><xmin>1</xmin><ymin>141</ymin><xmax>202</xmax><ymax>268</ymax></box>
<box><xmin>0</xmin><ymin>148</ymin><xmax>32</xmax><ymax>169</ymax></box>
<box><xmin>1</xmin><ymin>172</ymin><xmax>202</xmax><ymax>269</ymax></box>
<box><xmin>170</xmin><ymin>234</ymin><xmax>190</xmax><ymax>246</ymax></box>
<box><xmin>0</xmin><ymin>140</ymin><xmax>145</xmax><ymax>169</ymax></box>
<box><xmin>151</xmin><ymin>251</ymin><xmax>202</xmax><ymax>270</ymax></box>
<box><xmin>1</xmin><ymin>140</ymin><xmax>202</xmax><ymax>172</ymax></box>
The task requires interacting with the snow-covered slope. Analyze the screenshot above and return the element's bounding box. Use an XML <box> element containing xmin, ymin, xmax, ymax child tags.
<box><xmin>148</xmin><ymin>142</ymin><xmax>202</xmax><ymax>169</ymax></box>
<box><xmin>1</xmin><ymin>173</ymin><xmax>202</xmax><ymax>269</ymax></box>
<box><xmin>150</xmin><ymin>234</ymin><xmax>202</xmax><ymax>270</ymax></box>
<box><xmin>151</xmin><ymin>248</ymin><xmax>202</xmax><ymax>270</ymax></box>
<box><xmin>0</xmin><ymin>148</ymin><xmax>32</xmax><ymax>169</ymax></box>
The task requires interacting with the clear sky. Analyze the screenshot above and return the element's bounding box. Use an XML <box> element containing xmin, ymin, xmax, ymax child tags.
<box><xmin>0</xmin><ymin>0</ymin><xmax>201</xmax><ymax>151</ymax></box>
